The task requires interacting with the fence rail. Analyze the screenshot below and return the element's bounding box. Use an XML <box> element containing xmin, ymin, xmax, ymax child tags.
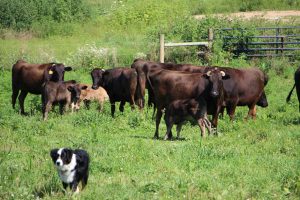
<box><xmin>159</xmin><ymin>28</ymin><xmax>213</xmax><ymax>63</ymax></box>
<box><xmin>221</xmin><ymin>26</ymin><xmax>300</xmax><ymax>58</ymax></box>
<box><xmin>158</xmin><ymin>26</ymin><xmax>300</xmax><ymax>62</ymax></box>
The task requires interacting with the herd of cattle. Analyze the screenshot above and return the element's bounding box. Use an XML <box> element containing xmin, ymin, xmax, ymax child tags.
<box><xmin>11</xmin><ymin>59</ymin><xmax>299</xmax><ymax>139</ymax></box>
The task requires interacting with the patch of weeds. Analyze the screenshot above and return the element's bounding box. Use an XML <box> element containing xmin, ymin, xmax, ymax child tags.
<box><xmin>139</xmin><ymin>183</ymin><xmax>160</xmax><ymax>193</ymax></box>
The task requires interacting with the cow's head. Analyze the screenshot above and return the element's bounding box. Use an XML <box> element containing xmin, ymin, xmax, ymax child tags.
<box><xmin>91</xmin><ymin>68</ymin><xmax>106</xmax><ymax>90</ymax></box>
<box><xmin>46</xmin><ymin>63</ymin><xmax>73</xmax><ymax>82</ymax></box>
<box><xmin>203</xmin><ymin>68</ymin><xmax>230</xmax><ymax>98</ymax></box>
<box><xmin>67</xmin><ymin>84</ymin><xmax>88</xmax><ymax>104</ymax></box>
<box><xmin>256</xmin><ymin>91</ymin><xmax>268</xmax><ymax>107</ymax></box>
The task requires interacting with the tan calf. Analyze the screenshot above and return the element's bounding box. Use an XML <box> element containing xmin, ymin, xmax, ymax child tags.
<box><xmin>73</xmin><ymin>84</ymin><xmax>109</xmax><ymax>112</ymax></box>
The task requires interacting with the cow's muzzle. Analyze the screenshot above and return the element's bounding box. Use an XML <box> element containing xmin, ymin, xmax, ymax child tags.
<box><xmin>210</xmin><ymin>91</ymin><xmax>219</xmax><ymax>97</ymax></box>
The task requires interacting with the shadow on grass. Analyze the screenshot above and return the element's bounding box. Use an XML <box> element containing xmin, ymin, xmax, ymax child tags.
<box><xmin>33</xmin><ymin>181</ymin><xmax>62</xmax><ymax>198</ymax></box>
<box><xmin>130</xmin><ymin>135</ymin><xmax>188</xmax><ymax>141</ymax></box>
<box><xmin>283</xmin><ymin>117</ymin><xmax>300</xmax><ymax>125</ymax></box>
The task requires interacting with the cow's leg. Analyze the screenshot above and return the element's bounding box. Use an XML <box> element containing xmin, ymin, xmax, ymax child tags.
<box><xmin>84</xmin><ymin>100</ymin><xmax>90</xmax><ymax>110</ymax></box>
<box><xmin>119</xmin><ymin>101</ymin><xmax>125</xmax><ymax>112</ymax></box>
<box><xmin>154</xmin><ymin>107</ymin><xmax>163</xmax><ymax>139</ymax></box>
<box><xmin>18</xmin><ymin>90</ymin><xmax>28</xmax><ymax>115</ymax></box>
<box><xmin>176</xmin><ymin>123</ymin><xmax>183</xmax><ymax>140</ymax></box>
<box><xmin>151</xmin><ymin>106</ymin><xmax>156</xmax><ymax>120</ymax></box>
<box><xmin>296</xmin><ymin>85</ymin><xmax>300</xmax><ymax>111</ymax></box>
<box><xmin>43</xmin><ymin>102</ymin><xmax>52</xmax><ymax>121</ymax></box>
<box><xmin>164</xmin><ymin>119</ymin><xmax>173</xmax><ymax>141</ymax></box>
<box><xmin>111</xmin><ymin>102</ymin><xmax>116</xmax><ymax>117</ymax></box>
<box><xmin>198</xmin><ymin>118</ymin><xmax>206</xmax><ymax>138</ymax></box>
<box><xmin>226</xmin><ymin>102</ymin><xmax>237</xmax><ymax>121</ymax></box>
<box><xmin>71</xmin><ymin>102</ymin><xmax>75</xmax><ymax>113</ymax></box>
<box><xmin>203</xmin><ymin>116</ymin><xmax>212</xmax><ymax>135</ymax></box>
<box><xmin>59</xmin><ymin>102</ymin><xmax>66</xmax><ymax>115</ymax></box>
<box><xmin>129</xmin><ymin>94</ymin><xmax>135</xmax><ymax>111</ymax></box>
<box><xmin>99</xmin><ymin>100</ymin><xmax>104</xmax><ymax>112</ymax></box>
<box><xmin>246</xmin><ymin>104</ymin><xmax>257</xmax><ymax>120</ymax></box>
<box><xmin>12</xmin><ymin>87</ymin><xmax>20</xmax><ymax>109</ymax></box>
<box><xmin>219</xmin><ymin>106</ymin><xmax>225</xmax><ymax>119</ymax></box>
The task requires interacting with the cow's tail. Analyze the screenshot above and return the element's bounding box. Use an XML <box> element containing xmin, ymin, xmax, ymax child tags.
<box><xmin>263</xmin><ymin>72</ymin><xmax>269</xmax><ymax>86</ymax></box>
<box><xmin>286</xmin><ymin>84</ymin><xmax>296</xmax><ymax>103</ymax></box>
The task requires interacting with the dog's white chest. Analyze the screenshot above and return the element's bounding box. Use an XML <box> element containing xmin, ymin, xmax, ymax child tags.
<box><xmin>56</xmin><ymin>153</ymin><xmax>77</xmax><ymax>183</ymax></box>
<box><xmin>58</xmin><ymin>170</ymin><xmax>76</xmax><ymax>183</ymax></box>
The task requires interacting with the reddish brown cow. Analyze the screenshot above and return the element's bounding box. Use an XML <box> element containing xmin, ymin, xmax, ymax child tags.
<box><xmin>148</xmin><ymin>68</ymin><xmax>229</xmax><ymax>139</ymax></box>
<box><xmin>91</xmin><ymin>67</ymin><xmax>143</xmax><ymax>117</ymax></box>
<box><xmin>131</xmin><ymin>59</ymin><xmax>200</xmax><ymax>108</ymax></box>
<box><xmin>12</xmin><ymin>60</ymin><xmax>72</xmax><ymax>114</ymax></box>
<box><xmin>206</xmin><ymin>67</ymin><xmax>268</xmax><ymax>120</ymax></box>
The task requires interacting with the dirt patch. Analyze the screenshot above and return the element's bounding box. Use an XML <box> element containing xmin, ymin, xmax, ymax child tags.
<box><xmin>194</xmin><ymin>10</ymin><xmax>300</xmax><ymax>21</ymax></box>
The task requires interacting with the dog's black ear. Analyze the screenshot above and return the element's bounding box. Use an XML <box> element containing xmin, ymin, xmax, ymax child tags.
<box><xmin>50</xmin><ymin>149</ymin><xmax>58</xmax><ymax>163</ymax></box>
<box><xmin>64</xmin><ymin>148</ymin><xmax>74</xmax><ymax>164</ymax></box>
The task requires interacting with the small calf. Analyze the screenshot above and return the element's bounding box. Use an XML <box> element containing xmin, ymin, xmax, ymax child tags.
<box><xmin>71</xmin><ymin>84</ymin><xmax>109</xmax><ymax>112</ymax></box>
<box><xmin>72</xmin><ymin>84</ymin><xmax>109</xmax><ymax>111</ymax></box>
<box><xmin>164</xmin><ymin>98</ymin><xmax>211</xmax><ymax>140</ymax></box>
<box><xmin>42</xmin><ymin>80</ymin><xmax>78</xmax><ymax>120</ymax></box>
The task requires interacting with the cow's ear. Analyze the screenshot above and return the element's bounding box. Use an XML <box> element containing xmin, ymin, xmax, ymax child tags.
<box><xmin>221</xmin><ymin>71</ymin><xmax>230</xmax><ymax>80</ymax></box>
<box><xmin>203</xmin><ymin>71</ymin><xmax>211</xmax><ymax>79</ymax></box>
<box><xmin>222</xmin><ymin>74</ymin><xmax>230</xmax><ymax>80</ymax></box>
<box><xmin>64</xmin><ymin>66</ymin><xmax>72</xmax><ymax>71</ymax></box>
<box><xmin>81</xmin><ymin>85</ymin><xmax>88</xmax><ymax>90</ymax></box>
<box><xmin>67</xmin><ymin>86</ymin><xmax>74</xmax><ymax>92</ymax></box>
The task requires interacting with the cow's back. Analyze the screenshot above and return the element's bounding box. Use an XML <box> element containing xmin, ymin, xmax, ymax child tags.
<box><xmin>221</xmin><ymin>67</ymin><xmax>265</xmax><ymax>105</ymax></box>
<box><xmin>104</xmin><ymin>68</ymin><xmax>137</xmax><ymax>101</ymax></box>
<box><xmin>12</xmin><ymin>60</ymin><xmax>50</xmax><ymax>94</ymax></box>
<box><xmin>150</xmin><ymin>70</ymin><xmax>207</xmax><ymax>108</ymax></box>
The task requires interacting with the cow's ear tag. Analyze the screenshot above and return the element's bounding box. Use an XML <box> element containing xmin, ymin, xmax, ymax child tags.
<box><xmin>49</xmin><ymin>70</ymin><xmax>53</xmax><ymax>75</ymax></box>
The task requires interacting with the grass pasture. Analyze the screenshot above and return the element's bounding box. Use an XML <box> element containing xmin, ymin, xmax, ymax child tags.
<box><xmin>1</xmin><ymin>0</ymin><xmax>300</xmax><ymax>199</ymax></box>
<box><xmin>0</xmin><ymin>65</ymin><xmax>300</xmax><ymax>199</ymax></box>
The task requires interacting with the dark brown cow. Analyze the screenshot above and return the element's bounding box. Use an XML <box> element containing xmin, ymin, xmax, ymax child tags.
<box><xmin>131</xmin><ymin>59</ymin><xmax>268</xmax><ymax>120</ymax></box>
<box><xmin>42</xmin><ymin>80</ymin><xmax>78</xmax><ymax>120</ymax></box>
<box><xmin>148</xmin><ymin>68</ymin><xmax>229</xmax><ymax>139</ymax></box>
<box><xmin>131</xmin><ymin>59</ymin><xmax>200</xmax><ymax>108</ymax></box>
<box><xmin>207</xmin><ymin>67</ymin><xmax>268</xmax><ymax>120</ymax></box>
<box><xmin>12</xmin><ymin>60</ymin><xmax>72</xmax><ymax>114</ymax></box>
<box><xmin>91</xmin><ymin>67</ymin><xmax>143</xmax><ymax>117</ymax></box>
<box><xmin>286</xmin><ymin>66</ymin><xmax>300</xmax><ymax>111</ymax></box>
<box><xmin>164</xmin><ymin>98</ymin><xmax>212</xmax><ymax>140</ymax></box>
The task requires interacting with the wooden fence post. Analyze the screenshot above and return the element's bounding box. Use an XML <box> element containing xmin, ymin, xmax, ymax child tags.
<box><xmin>208</xmin><ymin>28</ymin><xmax>213</xmax><ymax>49</ymax></box>
<box><xmin>160</xmin><ymin>34</ymin><xmax>165</xmax><ymax>63</ymax></box>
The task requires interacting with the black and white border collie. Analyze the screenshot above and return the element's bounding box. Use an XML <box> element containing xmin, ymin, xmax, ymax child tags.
<box><xmin>50</xmin><ymin>148</ymin><xmax>90</xmax><ymax>193</ymax></box>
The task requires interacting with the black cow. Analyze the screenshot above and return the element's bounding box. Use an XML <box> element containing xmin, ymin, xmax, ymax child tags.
<box><xmin>286</xmin><ymin>67</ymin><xmax>300</xmax><ymax>111</ymax></box>
<box><xmin>91</xmin><ymin>67</ymin><xmax>143</xmax><ymax>117</ymax></box>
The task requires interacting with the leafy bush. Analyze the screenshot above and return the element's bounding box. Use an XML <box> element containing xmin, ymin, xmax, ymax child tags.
<box><xmin>0</xmin><ymin>0</ymin><xmax>91</xmax><ymax>31</ymax></box>
<box><xmin>67</xmin><ymin>43</ymin><xmax>115</xmax><ymax>70</ymax></box>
